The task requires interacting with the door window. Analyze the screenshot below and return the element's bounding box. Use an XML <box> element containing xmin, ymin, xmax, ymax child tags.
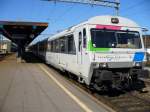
<box><xmin>83</xmin><ymin>28</ymin><xmax>86</xmax><ymax>48</ymax></box>
<box><xmin>79</xmin><ymin>32</ymin><xmax>82</xmax><ymax>52</ymax></box>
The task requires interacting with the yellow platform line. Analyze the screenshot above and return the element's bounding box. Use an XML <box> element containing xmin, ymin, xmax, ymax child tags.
<box><xmin>38</xmin><ymin>64</ymin><xmax>93</xmax><ymax>112</ymax></box>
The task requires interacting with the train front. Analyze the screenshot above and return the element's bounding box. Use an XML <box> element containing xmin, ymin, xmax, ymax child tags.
<box><xmin>88</xmin><ymin>16</ymin><xmax>146</xmax><ymax>90</ymax></box>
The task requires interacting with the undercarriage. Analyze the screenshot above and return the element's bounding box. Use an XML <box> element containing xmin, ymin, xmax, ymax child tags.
<box><xmin>91</xmin><ymin>68</ymin><xmax>143</xmax><ymax>91</ymax></box>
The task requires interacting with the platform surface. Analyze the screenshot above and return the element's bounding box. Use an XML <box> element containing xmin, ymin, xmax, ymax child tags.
<box><xmin>0</xmin><ymin>54</ymin><xmax>113</xmax><ymax>112</ymax></box>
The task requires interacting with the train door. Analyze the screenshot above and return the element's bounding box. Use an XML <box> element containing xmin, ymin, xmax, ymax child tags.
<box><xmin>78</xmin><ymin>32</ymin><xmax>82</xmax><ymax>64</ymax></box>
<box><xmin>77</xmin><ymin>28</ymin><xmax>87</xmax><ymax>64</ymax></box>
<box><xmin>77</xmin><ymin>28</ymin><xmax>89</xmax><ymax>78</ymax></box>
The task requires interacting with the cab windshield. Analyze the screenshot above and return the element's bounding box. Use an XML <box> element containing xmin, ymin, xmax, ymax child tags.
<box><xmin>91</xmin><ymin>29</ymin><xmax>142</xmax><ymax>49</ymax></box>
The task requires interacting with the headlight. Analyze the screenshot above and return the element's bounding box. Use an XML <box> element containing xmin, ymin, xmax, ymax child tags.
<box><xmin>99</xmin><ymin>63</ymin><xmax>108</xmax><ymax>68</ymax></box>
<box><xmin>134</xmin><ymin>62</ymin><xmax>142</xmax><ymax>67</ymax></box>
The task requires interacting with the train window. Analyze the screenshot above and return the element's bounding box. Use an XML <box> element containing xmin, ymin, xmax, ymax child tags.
<box><xmin>53</xmin><ymin>40</ymin><xmax>56</xmax><ymax>52</ymax></box>
<box><xmin>83</xmin><ymin>28</ymin><xmax>87</xmax><ymax>48</ymax></box>
<box><xmin>39</xmin><ymin>43</ymin><xmax>42</xmax><ymax>51</ymax></box>
<box><xmin>55</xmin><ymin>39</ymin><xmax>59</xmax><ymax>53</ymax></box>
<box><xmin>40</xmin><ymin>43</ymin><xmax>43</xmax><ymax>52</ymax></box>
<box><xmin>51</xmin><ymin>41</ymin><xmax>53</xmax><ymax>52</ymax></box>
<box><xmin>67</xmin><ymin>35</ymin><xmax>76</xmax><ymax>54</ymax></box>
<box><xmin>60</xmin><ymin>37</ymin><xmax>66</xmax><ymax>53</ymax></box>
<box><xmin>52</xmin><ymin>41</ymin><xmax>55</xmax><ymax>52</ymax></box>
<box><xmin>44</xmin><ymin>41</ymin><xmax>47</xmax><ymax>52</ymax></box>
<box><xmin>79</xmin><ymin>32</ymin><xmax>82</xmax><ymax>52</ymax></box>
<box><xmin>38</xmin><ymin>43</ymin><xmax>40</xmax><ymax>51</ymax></box>
<box><xmin>55</xmin><ymin>40</ymin><xmax>57</xmax><ymax>52</ymax></box>
<box><xmin>48</xmin><ymin>41</ymin><xmax>51</xmax><ymax>52</ymax></box>
<box><xmin>91</xmin><ymin>30</ymin><xmax>116</xmax><ymax>48</ymax></box>
<box><xmin>91</xmin><ymin>29</ymin><xmax>141</xmax><ymax>49</ymax></box>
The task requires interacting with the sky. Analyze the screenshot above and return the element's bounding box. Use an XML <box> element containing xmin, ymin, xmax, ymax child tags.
<box><xmin>0</xmin><ymin>0</ymin><xmax>150</xmax><ymax>43</ymax></box>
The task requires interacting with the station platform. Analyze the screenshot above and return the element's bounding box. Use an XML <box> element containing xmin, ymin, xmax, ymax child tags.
<box><xmin>0</xmin><ymin>54</ymin><xmax>114</xmax><ymax>112</ymax></box>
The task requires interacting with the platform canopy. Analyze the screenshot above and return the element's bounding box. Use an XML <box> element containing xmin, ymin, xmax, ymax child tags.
<box><xmin>0</xmin><ymin>21</ymin><xmax>48</xmax><ymax>47</ymax></box>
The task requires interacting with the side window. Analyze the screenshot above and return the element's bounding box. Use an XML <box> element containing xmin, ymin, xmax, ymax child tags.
<box><xmin>53</xmin><ymin>40</ymin><xmax>56</xmax><ymax>52</ymax></box>
<box><xmin>67</xmin><ymin>35</ymin><xmax>76</xmax><ymax>54</ymax></box>
<box><xmin>49</xmin><ymin>41</ymin><xmax>52</xmax><ymax>52</ymax></box>
<box><xmin>51</xmin><ymin>41</ymin><xmax>55</xmax><ymax>52</ymax></box>
<box><xmin>60</xmin><ymin>37</ymin><xmax>66</xmax><ymax>53</ymax></box>
<box><xmin>44</xmin><ymin>40</ymin><xmax>47</xmax><ymax>52</ymax></box>
<box><xmin>55</xmin><ymin>39</ymin><xmax>59</xmax><ymax>53</ymax></box>
<box><xmin>83</xmin><ymin>28</ymin><xmax>87</xmax><ymax>48</ymax></box>
<box><xmin>39</xmin><ymin>43</ymin><xmax>41</xmax><ymax>52</ymax></box>
<box><xmin>39</xmin><ymin>43</ymin><xmax>40</xmax><ymax>51</ymax></box>
<box><xmin>79</xmin><ymin>32</ymin><xmax>82</xmax><ymax>52</ymax></box>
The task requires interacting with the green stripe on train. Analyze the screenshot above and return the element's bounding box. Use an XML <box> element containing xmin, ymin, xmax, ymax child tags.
<box><xmin>87</xmin><ymin>41</ymin><xmax>110</xmax><ymax>52</ymax></box>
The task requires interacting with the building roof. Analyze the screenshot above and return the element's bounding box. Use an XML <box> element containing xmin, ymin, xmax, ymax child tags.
<box><xmin>0</xmin><ymin>21</ymin><xmax>48</xmax><ymax>47</ymax></box>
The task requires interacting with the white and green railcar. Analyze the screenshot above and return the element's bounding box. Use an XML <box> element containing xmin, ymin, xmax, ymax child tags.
<box><xmin>36</xmin><ymin>15</ymin><xmax>146</xmax><ymax>90</ymax></box>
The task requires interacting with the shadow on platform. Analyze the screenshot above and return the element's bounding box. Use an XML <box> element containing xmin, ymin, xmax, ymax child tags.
<box><xmin>22</xmin><ymin>52</ymin><xmax>43</xmax><ymax>63</ymax></box>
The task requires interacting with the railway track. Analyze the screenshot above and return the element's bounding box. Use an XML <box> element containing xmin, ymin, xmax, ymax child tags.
<box><xmin>76</xmin><ymin>80</ymin><xmax>150</xmax><ymax>112</ymax></box>
<box><xmin>97</xmin><ymin>90</ymin><xmax>150</xmax><ymax>112</ymax></box>
<box><xmin>47</xmin><ymin>66</ymin><xmax>150</xmax><ymax>112</ymax></box>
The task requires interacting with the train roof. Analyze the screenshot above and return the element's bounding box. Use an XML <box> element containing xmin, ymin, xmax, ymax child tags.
<box><xmin>48</xmin><ymin>15</ymin><xmax>141</xmax><ymax>41</ymax></box>
<box><xmin>86</xmin><ymin>15</ymin><xmax>139</xmax><ymax>27</ymax></box>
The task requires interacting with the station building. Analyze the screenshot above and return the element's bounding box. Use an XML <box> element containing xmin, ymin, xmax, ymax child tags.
<box><xmin>143</xmin><ymin>35</ymin><xmax>150</xmax><ymax>48</ymax></box>
<box><xmin>0</xmin><ymin>39</ymin><xmax>12</xmax><ymax>54</ymax></box>
<box><xmin>143</xmin><ymin>35</ymin><xmax>150</xmax><ymax>61</ymax></box>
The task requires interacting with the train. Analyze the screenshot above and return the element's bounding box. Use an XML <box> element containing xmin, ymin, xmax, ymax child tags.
<box><xmin>30</xmin><ymin>15</ymin><xmax>146</xmax><ymax>90</ymax></box>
